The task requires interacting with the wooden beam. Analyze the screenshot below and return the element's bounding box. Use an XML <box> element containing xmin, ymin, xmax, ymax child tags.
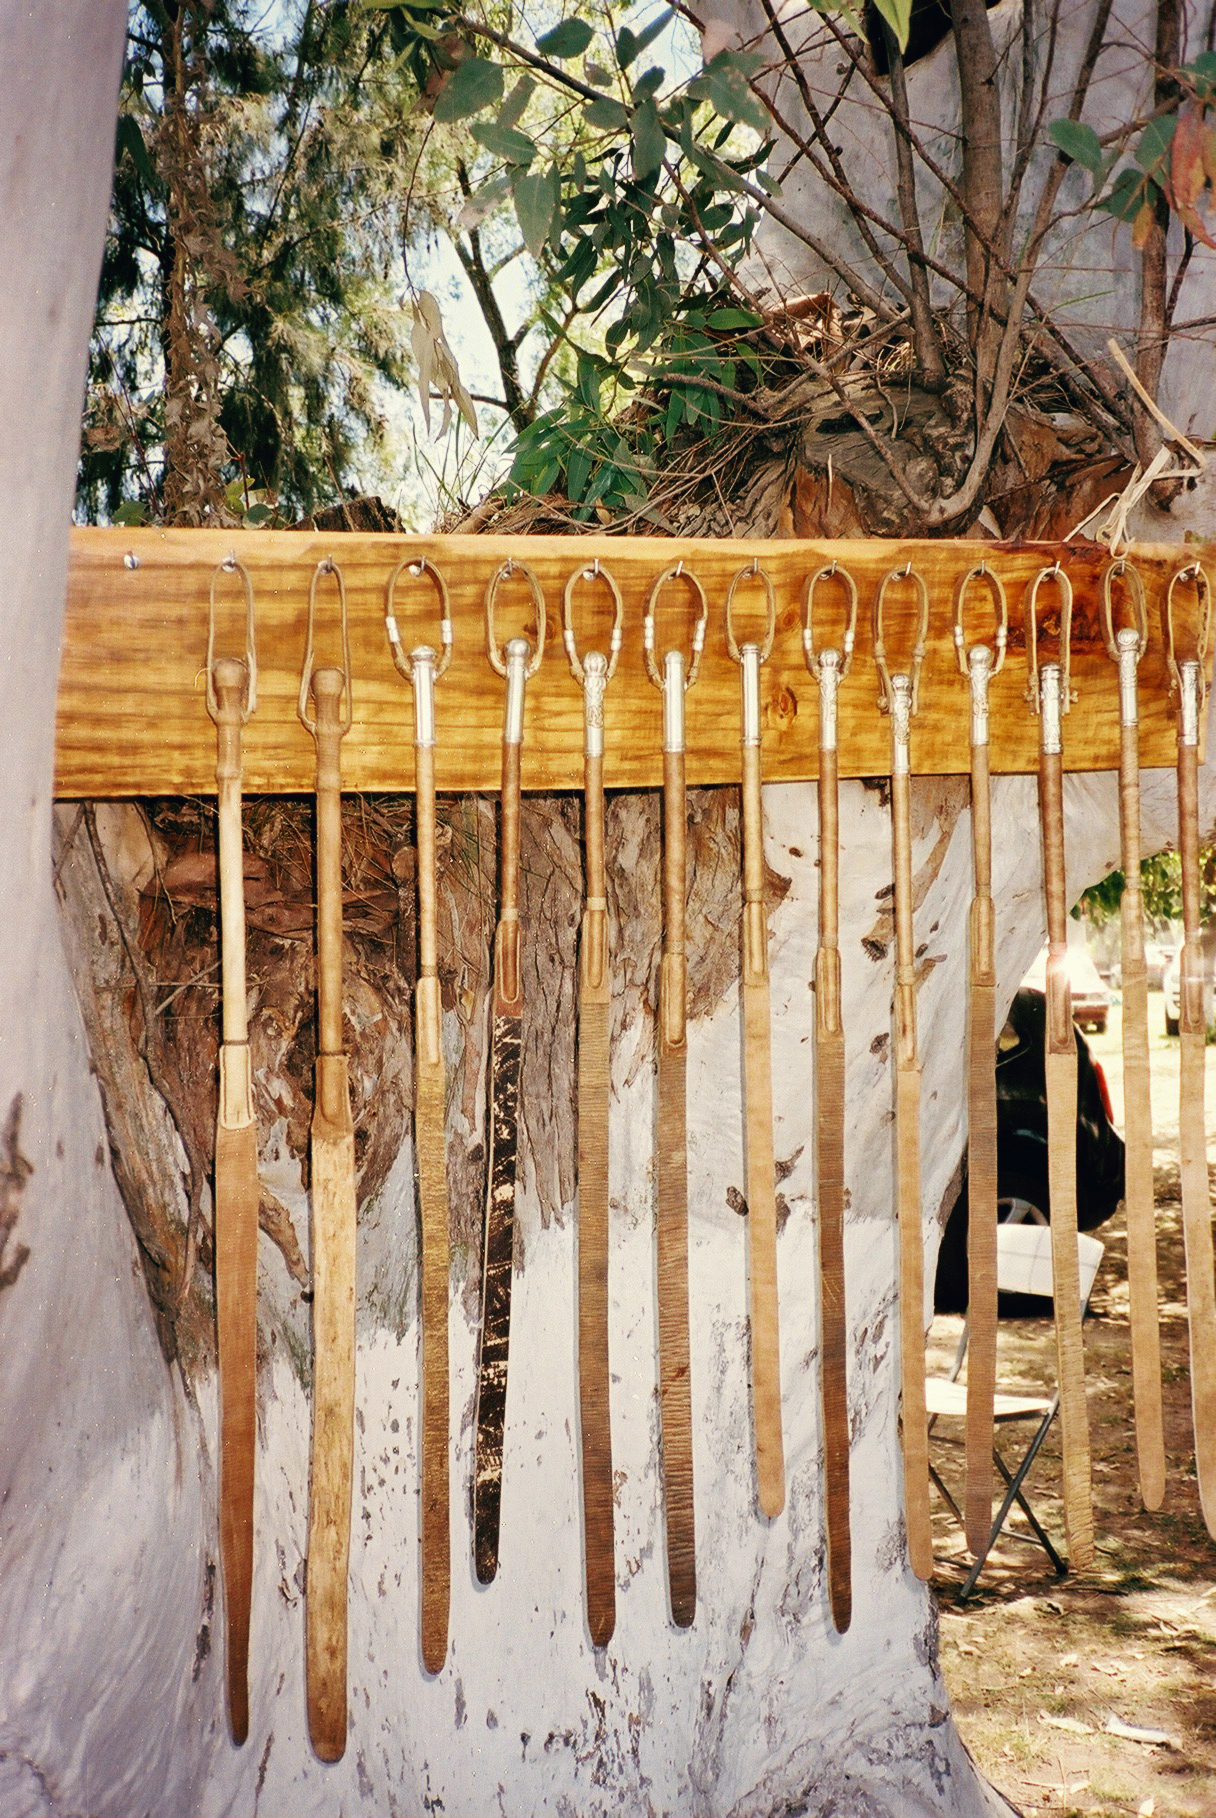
<box><xmin>55</xmin><ymin>528</ymin><xmax>1212</xmax><ymax>797</ymax></box>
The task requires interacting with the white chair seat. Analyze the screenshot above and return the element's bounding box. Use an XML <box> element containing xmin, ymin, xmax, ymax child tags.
<box><xmin>925</xmin><ymin>1379</ymin><xmax>1052</xmax><ymax>1421</ymax></box>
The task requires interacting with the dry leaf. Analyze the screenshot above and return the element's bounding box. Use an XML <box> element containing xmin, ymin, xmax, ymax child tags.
<box><xmin>1132</xmin><ymin>201</ymin><xmax>1157</xmax><ymax>250</ymax></box>
<box><xmin>410</xmin><ymin>290</ymin><xmax>478</xmax><ymax>440</ymax></box>
<box><xmin>1105</xmin><ymin>1713</ymin><xmax>1176</xmax><ymax>1746</ymax></box>
<box><xmin>1038</xmin><ymin>1712</ymin><xmax>1093</xmax><ymax>1734</ymax></box>
<box><xmin>1170</xmin><ymin>103</ymin><xmax>1208</xmax><ymax>210</ymax></box>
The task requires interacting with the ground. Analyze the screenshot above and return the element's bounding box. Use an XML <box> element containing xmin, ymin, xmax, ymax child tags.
<box><xmin>931</xmin><ymin>991</ymin><xmax>1216</xmax><ymax>1818</ymax></box>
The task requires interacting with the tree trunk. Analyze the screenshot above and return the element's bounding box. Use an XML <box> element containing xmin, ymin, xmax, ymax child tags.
<box><xmin>3</xmin><ymin>8</ymin><xmax>1216</xmax><ymax>1817</ymax></box>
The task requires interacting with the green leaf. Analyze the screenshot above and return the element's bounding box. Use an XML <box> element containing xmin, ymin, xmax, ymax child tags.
<box><xmin>498</xmin><ymin>76</ymin><xmax>536</xmax><ymax>130</ymax></box>
<box><xmin>472</xmin><ymin>121</ymin><xmax>536</xmax><ymax>164</ymax></box>
<box><xmin>1135</xmin><ymin>114</ymin><xmax>1177</xmax><ymax>174</ymax></box>
<box><xmin>537</xmin><ymin>18</ymin><xmax>595</xmax><ymax>59</ymax></box>
<box><xmin>707</xmin><ymin>307</ymin><xmax>762</xmax><ymax>329</ymax></box>
<box><xmin>243</xmin><ymin>502</ymin><xmax>276</xmax><ymax>527</ymax></box>
<box><xmin>113</xmin><ymin>500</ymin><xmax>148</xmax><ymax>526</ymax></box>
<box><xmin>433</xmin><ymin>57</ymin><xmax>503</xmax><ymax>123</ymax></box>
<box><xmin>632</xmin><ymin>97</ymin><xmax>666</xmax><ymax>179</ymax></box>
<box><xmin>514</xmin><ymin>165</ymin><xmax>558</xmax><ymax>258</ymax></box>
<box><xmin>1098</xmin><ymin>166</ymin><xmax>1146</xmax><ymax>222</ymax></box>
<box><xmin>617</xmin><ymin>10</ymin><xmax>673</xmax><ymax>70</ymax></box>
<box><xmin>868</xmin><ymin>0</ymin><xmax>911</xmax><ymax>50</ymax></box>
<box><xmin>1048</xmin><ymin>118</ymin><xmax>1104</xmax><ymax>173</ymax></box>
<box><xmin>586</xmin><ymin>96</ymin><xmax>628</xmax><ymax>131</ymax></box>
<box><xmin>566</xmin><ymin>441</ymin><xmax>593</xmax><ymax>502</ymax></box>
<box><xmin>116</xmin><ymin>114</ymin><xmax>156</xmax><ymax>187</ymax></box>
<box><xmin>633</xmin><ymin>65</ymin><xmax>666</xmax><ymax>101</ymax></box>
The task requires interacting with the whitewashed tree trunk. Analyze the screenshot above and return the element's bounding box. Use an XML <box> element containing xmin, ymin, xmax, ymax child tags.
<box><xmin>1</xmin><ymin>8</ymin><xmax>1214</xmax><ymax>1817</ymax></box>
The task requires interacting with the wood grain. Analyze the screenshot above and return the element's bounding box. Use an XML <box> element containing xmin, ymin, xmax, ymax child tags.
<box><xmin>56</xmin><ymin>530</ymin><xmax>1212</xmax><ymax>796</ymax></box>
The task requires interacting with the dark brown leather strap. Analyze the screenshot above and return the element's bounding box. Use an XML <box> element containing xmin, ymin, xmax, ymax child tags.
<box><xmin>658</xmin><ymin>739</ymin><xmax>695</xmax><ymax>1626</ymax></box>
<box><xmin>305</xmin><ymin>667</ymin><xmax>356</xmax><ymax>1762</ymax></box>
<box><xmin>474</xmin><ymin>631</ymin><xmax>531</xmax><ymax>1585</ymax></box>
<box><xmin>212</xmin><ymin>656</ymin><xmax>258</xmax><ymax>1745</ymax></box>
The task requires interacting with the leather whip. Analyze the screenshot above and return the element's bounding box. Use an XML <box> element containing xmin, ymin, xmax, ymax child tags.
<box><xmin>1164</xmin><ymin>562</ymin><xmax>1216</xmax><ymax>1539</ymax></box>
<box><xmin>564</xmin><ymin>561</ymin><xmax>623</xmax><ymax>1647</ymax></box>
<box><xmin>1026</xmin><ymin>563</ymin><xmax>1094</xmax><ymax>1569</ymax></box>
<box><xmin>207</xmin><ymin>555</ymin><xmax>259</xmax><ymax>1745</ymax></box>
<box><xmin>727</xmin><ymin>563</ymin><xmax>784</xmax><ymax>1520</ymax></box>
<box><xmin>386</xmin><ymin>558</ymin><xmax>454</xmax><ymax>1672</ymax></box>
<box><xmin>1101</xmin><ymin>560</ymin><xmax>1166</xmax><ymax>1511</ymax></box>
<box><xmin>645</xmin><ymin>564</ymin><xmax>707</xmax><ymax>1627</ymax></box>
<box><xmin>474</xmin><ymin>561</ymin><xmax>545</xmax><ymax>1585</ymax></box>
<box><xmin>953</xmin><ymin>564</ymin><xmax>1006</xmax><ymax>1558</ymax></box>
<box><xmin>803</xmin><ymin>562</ymin><xmax>857</xmax><ymax>1630</ymax></box>
<box><xmin>873</xmin><ymin>564</ymin><xmax>933</xmax><ymax>1581</ymax></box>
<box><xmin>298</xmin><ymin>558</ymin><xmax>357</xmax><ymax>1760</ymax></box>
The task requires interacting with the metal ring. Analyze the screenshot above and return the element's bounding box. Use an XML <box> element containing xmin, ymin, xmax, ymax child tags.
<box><xmin>803</xmin><ymin>561</ymin><xmax>858</xmax><ymax>680</ymax></box>
<box><xmin>385</xmin><ymin>554</ymin><xmax>453</xmax><ymax>684</ymax></box>
<box><xmin>724</xmin><ymin>562</ymin><xmax>776</xmax><ymax>665</ymax></box>
<box><xmin>873</xmin><ymin>563</ymin><xmax>930</xmax><ymax>714</ymax></box>
<box><xmin>206</xmin><ymin>552</ymin><xmax>257</xmax><ymax>722</ymax></box>
<box><xmin>563</xmin><ymin>562</ymin><xmax>624</xmax><ymax>686</ymax></box>
<box><xmin>953</xmin><ymin>562</ymin><xmax>1008</xmax><ymax>680</ymax></box>
<box><xmin>1023</xmin><ymin>562</ymin><xmax>1074</xmax><ymax>713</ymax></box>
<box><xmin>1099</xmin><ymin>558</ymin><xmax>1147</xmax><ymax>666</ymax></box>
<box><xmin>298</xmin><ymin>555</ymin><xmax>352</xmax><ymax>735</ymax></box>
<box><xmin>1164</xmin><ymin>561</ymin><xmax>1213</xmax><ymax>705</ymax></box>
<box><xmin>486</xmin><ymin>558</ymin><xmax>545</xmax><ymax>679</ymax></box>
<box><xmin>643</xmin><ymin>564</ymin><xmax>709</xmax><ymax>691</ymax></box>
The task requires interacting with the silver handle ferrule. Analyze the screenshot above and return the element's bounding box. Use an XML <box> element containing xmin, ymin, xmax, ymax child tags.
<box><xmin>1040</xmin><ymin>663</ymin><xmax>1062</xmax><ymax>756</ymax></box>
<box><xmin>818</xmin><ymin>648</ymin><xmax>841</xmax><ymax>751</ymax></box>
<box><xmin>968</xmin><ymin>644</ymin><xmax>992</xmax><ymax>749</ymax></box>
<box><xmin>582</xmin><ymin>649</ymin><xmax>607</xmax><ymax>759</ymax></box>
<box><xmin>891</xmin><ymin>673</ymin><xmax>912</xmax><ymax>775</ymax></box>
<box><xmin>1116</xmin><ymin>626</ymin><xmax>1140</xmax><ymax>728</ymax></box>
<box><xmin>411</xmin><ymin>645</ymin><xmax>437</xmax><ymax>748</ymax></box>
<box><xmin>504</xmin><ymin>636</ymin><xmax>529</xmax><ymax>745</ymax></box>
<box><xmin>663</xmin><ymin>650</ymin><xmax>685</xmax><ymax>752</ymax></box>
<box><xmin>741</xmin><ymin>644</ymin><xmax>761</xmax><ymax>748</ymax></box>
<box><xmin>1180</xmin><ymin>660</ymin><xmax>1200</xmax><ymax>747</ymax></box>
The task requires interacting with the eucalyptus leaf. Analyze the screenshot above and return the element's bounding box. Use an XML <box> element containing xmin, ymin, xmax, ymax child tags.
<box><xmin>433</xmin><ymin>56</ymin><xmax>503</xmax><ymax>123</ymax></box>
<box><xmin>537</xmin><ymin>18</ymin><xmax>595</xmax><ymax>59</ymax></box>
<box><xmin>514</xmin><ymin>165</ymin><xmax>559</xmax><ymax>258</ymax></box>
<box><xmin>1135</xmin><ymin>114</ymin><xmax>1177</xmax><ymax>173</ymax></box>
<box><xmin>498</xmin><ymin>76</ymin><xmax>535</xmax><ymax>131</ymax></box>
<box><xmin>472</xmin><ymin>121</ymin><xmax>536</xmax><ymax>165</ymax></box>
<box><xmin>632</xmin><ymin>97</ymin><xmax>666</xmax><ymax>179</ymax></box>
<box><xmin>586</xmin><ymin>95</ymin><xmax>628</xmax><ymax>131</ymax></box>
<box><xmin>869</xmin><ymin>0</ymin><xmax>911</xmax><ymax>50</ymax></box>
<box><xmin>1048</xmin><ymin>118</ymin><xmax>1104</xmax><ymax>173</ymax></box>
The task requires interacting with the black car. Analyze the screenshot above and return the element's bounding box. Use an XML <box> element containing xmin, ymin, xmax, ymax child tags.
<box><xmin>933</xmin><ymin>987</ymin><xmax>1125</xmax><ymax>1312</ymax></box>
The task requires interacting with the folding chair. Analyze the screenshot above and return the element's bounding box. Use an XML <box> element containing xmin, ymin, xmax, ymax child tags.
<box><xmin>926</xmin><ymin>1221</ymin><xmax>1105</xmax><ymax>1599</ymax></box>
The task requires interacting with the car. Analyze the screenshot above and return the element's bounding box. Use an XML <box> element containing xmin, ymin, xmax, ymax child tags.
<box><xmin>1162</xmin><ymin>948</ymin><xmax>1216</xmax><ymax>1037</ymax></box>
<box><xmin>934</xmin><ymin>986</ymin><xmax>1125</xmax><ymax>1312</ymax></box>
<box><xmin>1019</xmin><ymin>942</ymin><xmax>1110</xmax><ymax>1033</ymax></box>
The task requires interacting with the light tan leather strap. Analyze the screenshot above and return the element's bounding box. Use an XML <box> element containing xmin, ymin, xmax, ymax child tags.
<box><xmin>565</xmin><ymin>563</ymin><xmax>621</xmax><ymax>1648</ymax></box>
<box><xmin>1102</xmin><ymin>560</ymin><xmax>1165</xmax><ymax>1510</ymax></box>
<box><xmin>1038</xmin><ymin>719</ymin><xmax>1095</xmax><ymax>1567</ymax></box>
<box><xmin>804</xmin><ymin>562</ymin><xmax>857</xmax><ymax>1633</ymax></box>
<box><xmin>1177</xmin><ymin>728</ymin><xmax>1216</xmax><ymax>1538</ymax></box>
<box><xmin>954</xmin><ymin>563</ymin><xmax>1006</xmax><ymax>1560</ymax></box>
<box><xmin>301</xmin><ymin>649</ymin><xmax>356</xmax><ymax>1762</ymax></box>
<box><xmin>728</xmin><ymin>564</ymin><xmax>784</xmax><ymax>1520</ymax></box>
<box><xmin>646</xmin><ymin>573</ymin><xmax>702</xmax><ymax>1627</ymax></box>
<box><xmin>210</xmin><ymin>636</ymin><xmax>258</xmax><ymax>1746</ymax></box>
<box><xmin>475</xmin><ymin>576</ymin><xmax>542</xmax><ymax>1585</ymax></box>
<box><xmin>385</xmin><ymin>558</ymin><xmax>452</xmax><ymax>1673</ymax></box>
<box><xmin>874</xmin><ymin>567</ymin><xmax>932</xmax><ymax>1581</ymax></box>
<box><xmin>1164</xmin><ymin>568</ymin><xmax>1216</xmax><ymax>1538</ymax></box>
